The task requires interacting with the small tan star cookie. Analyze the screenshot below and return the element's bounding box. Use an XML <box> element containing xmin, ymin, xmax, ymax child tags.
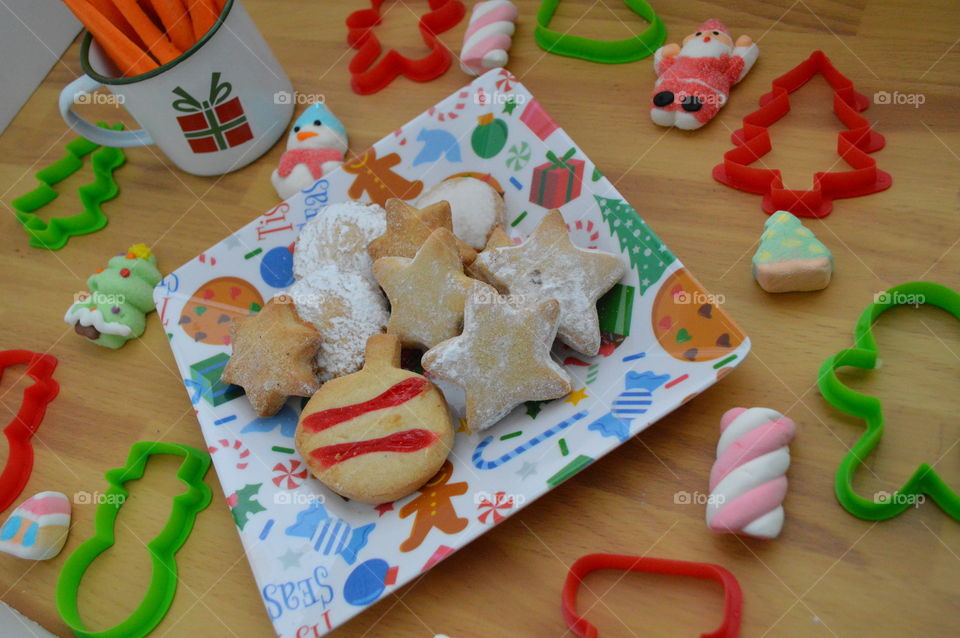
<box><xmin>222</xmin><ymin>298</ymin><xmax>321</xmax><ymax>417</ymax></box>
<box><xmin>484</xmin><ymin>225</ymin><xmax>515</xmax><ymax>250</ymax></box>
<box><xmin>467</xmin><ymin>225</ymin><xmax>514</xmax><ymax>282</ymax></box>
<box><xmin>373</xmin><ymin>228</ymin><xmax>476</xmax><ymax>349</ymax></box>
<box><xmin>422</xmin><ymin>282</ymin><xmax>573</xmax><ymax>431</ymax></box>
<box><xmin>368</xmin><ymin>198</ymin><xmax>477</xmax><ymax>265</ymax></box>
<box><xmin>472</xmin><ymin>209</ymin><xmax>625</xmax><ymax>356</ymax></box>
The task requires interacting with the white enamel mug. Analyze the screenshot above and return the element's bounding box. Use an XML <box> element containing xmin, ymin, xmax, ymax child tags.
<box><xmin>58</xmin><ymin>0</ymin><xmax>293</xmax><ymax>176</ymax></box>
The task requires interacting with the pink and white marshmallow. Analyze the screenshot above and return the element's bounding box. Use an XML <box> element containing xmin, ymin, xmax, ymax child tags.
<box><xmin>706</xmin><ymin>407</ymin><xmax>796</xmax><ymax>539</ymax></box>
<box><xmin>459</xmin><ymin>0</ymin><xmax>519</xmax><ymax>76</ymax></box>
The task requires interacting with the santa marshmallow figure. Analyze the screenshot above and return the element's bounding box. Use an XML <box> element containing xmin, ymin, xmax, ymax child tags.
<box><xmin>650</xmin><ymin>19</ymin><xmax>759</xmax><ymax>130</ymax></box>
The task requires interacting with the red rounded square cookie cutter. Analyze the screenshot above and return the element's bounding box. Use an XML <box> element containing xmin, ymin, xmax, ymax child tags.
<box><xmin>346</xmin><ymin>0</ymin><xmax>466</xmax><ymax>95</ymax></box>
<box><xmin>712</xmin><ymin>50</ymin><xmax>892</xmax><ymax>218</ymax></box>
<box><xmin>0</xmin><ymin>350</ymin><xmax>59</xmax><ymax>513</ymax></box>
<box><xmin>562</xmin><ymin>553</ymin><xmax>743</xmax><ymax>638</ymax></box>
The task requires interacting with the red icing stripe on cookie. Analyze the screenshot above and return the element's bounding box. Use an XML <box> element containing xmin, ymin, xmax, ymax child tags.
<box><xmin>302</xmin><ymin>377</ymin><xmax>428</xmax><ymax>433</ymax></box>
<box><xmin>309</xmin><ymin>429</ymin><xmax>439</xmax><ymax>469</ymax></box>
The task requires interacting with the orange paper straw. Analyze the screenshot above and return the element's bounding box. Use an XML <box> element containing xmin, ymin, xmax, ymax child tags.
<box><xmin>88</xmin><ymin>0</ymin><xmax>142</xmax><ymax>46</ymax></box>
<box><xmin>150</xmin><ymin>0</ymin><xmax>195</xmax><ymax>51</ymax></box>
<box><xmin>187</xmin><ymin>0</ymin><xmax>219</xmax><ymax>42</ymax></box>
<box><xmin>61</xmin><ymin>0</ymin><xmax>158</xmax><ymax>77</ymax></box>
<box><xmin>110</xmin><ymin>0</ymin><xmax>182</xmax><ymax>64</ymax></box>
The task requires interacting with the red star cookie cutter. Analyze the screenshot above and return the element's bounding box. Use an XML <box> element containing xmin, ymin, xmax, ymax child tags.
<box><xmin>712</xmin><ymin>50</ymin><xmax>892</xmax><ymax>218</ymax></box>
<box><xmin>562</xmin><ymin>553</ymin><xmax>743</xmax><ymax>638</ymax></box>
<box><xmin>0</xmin><ymin>350</ymin><xmax>59</xmax><ymax>513</ymax></box>
<box><xmin>346</xmin><ymin>0</ymin><xmax>466</xmax><ymax>95</ymax></box>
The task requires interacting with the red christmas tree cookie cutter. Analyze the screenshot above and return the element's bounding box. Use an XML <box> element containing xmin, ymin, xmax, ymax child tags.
<box><xmin>562</xmin><ymin>553</ymin><xmax>743</xmax><ymax>638</ymax></box>
<box><xmin>712</xmin><ymin>50</ymin><xmax>892</xmax><ymax>218</ymax></box>
<box><xmin>346</xmin><ymin>0</ymin><xmax>466</xmax><ymax>95</ymax></box>
<box><xmin>0</xmin><ymin>350</ymin><xmax>60</xmax><ymax>513</ymax></box>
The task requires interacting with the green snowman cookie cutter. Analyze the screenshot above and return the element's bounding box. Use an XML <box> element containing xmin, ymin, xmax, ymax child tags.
<box><xmin>535</xmin><ymin>0</ymin><xmax>666</xmax><ymax>63</ymax></box>
<box><xmin>818</xmin><ymin>281</ymin><xmax>960</xmax><ymax>521</ymax></box>
<box><xmin>12</xmin><ymin>123</ymin><xmax>125</xmax><ymax>251</ymax></box>
<box><xmin>56</xmin><ymin>442</ymin><xmax>212</xmax><ymax>638</ymax></box>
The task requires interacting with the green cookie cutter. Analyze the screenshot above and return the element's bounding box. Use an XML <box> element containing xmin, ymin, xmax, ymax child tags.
<box><xmin>56</xmin><ymin>442</ymin><xmax>212</xmax><ymax>638</ymax></box>
<box><xmin>12</xmin><ymin>123</ymin><xmax>126</xmax><ymax>251</ymax></box>
<box><xmin>818</xmin><ymin>281</ymin><xmax>960</xmax><ymax>521</ymax></box>
<box><xmin>534</xmin><ymin>0</ymin><xmax>666</xmax><ymax>63</ymax></box>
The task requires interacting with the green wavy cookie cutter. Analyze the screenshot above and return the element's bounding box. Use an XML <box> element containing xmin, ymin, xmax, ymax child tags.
<box><xmin>535</xmin><ymin>0</ymin><xmax>666</xmax><ymax>63</ymax></box>
<box><xmin>818</xmin><ymin>281</ymin><xmax>960</xmax><ymax>521</ymax></box>
<box><xmin>56</xmin><ymin>442</ymin><xmax>212</xmax><ymax>638</ymax></box>
<box><xmin>11</xmin><ymin>122</ymin><xmax>126</xmax><ymax>251</ymax></box>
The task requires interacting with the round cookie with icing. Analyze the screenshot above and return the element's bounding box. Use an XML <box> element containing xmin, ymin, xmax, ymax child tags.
<box><xmin>296</xmin><ymin>334</ymin><xmax>454</xmax><ymax>504</ymax></box>
<box><xmin>65</xmin><ymin>244</ymin><xmax>162</xmax><ymax>349</ymax></box>
<box><xmin>416</xmin><ymin>177</ymin><xmax>505</xmax><ymax>250</ymax></box>
<box><xmin>651</xmin><ymin>269</ymin><xmax>744</xmax><ymax>362</ymax></box>
<box><xmin>293</xmin><ymin>202</ymin><xmax>386</xmax><ymax>281</ymax></box>
<box><xmin>179</xmin><ymin>276</ymin><xmax>265</xmax><ymax>346</ymax></box>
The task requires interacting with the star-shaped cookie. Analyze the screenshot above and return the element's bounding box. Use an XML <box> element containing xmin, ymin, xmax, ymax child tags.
<box><xmin>222</xmin><ymin>298</ymin><xmax>321</xmax><ymax>417</ymax></box>
<box><xmin>422</xmin><ymin>282</ymin><xmax>572</xmax><ymax>431</ymax></box>
<box><xmin>373</xmin><ymin>228</ymin><xmax>476</xmax><ymax>349</ymax></box>
<box><xmin>368</xmin><ymin>198</ymin><xmax>477</xmax><ymax>265</ymax></box>
<box><xmin>473</xmin><ymin>209</ymin><xmax>625</xmax><ymax>356</ymax></box>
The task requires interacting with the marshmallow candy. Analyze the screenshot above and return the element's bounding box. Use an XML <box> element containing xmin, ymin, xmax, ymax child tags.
<box><xmin>753</xmin><ymin>211</ymin><xmax>833</xmax><ymax>293</ymax></box>
<box><xmin>706</xmin><ymin>407</ymin><xmax>796</xmax><ymax>539</ymax></box>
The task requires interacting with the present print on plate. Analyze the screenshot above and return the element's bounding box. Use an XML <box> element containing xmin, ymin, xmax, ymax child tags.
<box><xmin>157</xmin><ymin>69</ymin><xmax>750</xmax><ymax>637</ymax></box>
<box><xmin>172</xmin><ymin>72</ymin><xmax>254</xmax><ymax>154</ymax></box>
<box><xmin>530</xmin><ymin>148</ymin><xmax>585</xmax><ymax>208</ymax></box>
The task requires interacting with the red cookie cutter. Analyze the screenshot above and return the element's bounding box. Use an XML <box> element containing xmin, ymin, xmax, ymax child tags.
<box><xmin>0</xmin><ymin>350</ymin><xmax>60</xmax><ymax>513</ymax></box>
<box><xmin>712</xmin><ymin>50</ymin><xmax>892</xmax><ymax>218</ymax></box>
<box><xmin>562</xmin><ymin>553</ymin><xmax>743</xmax><ymax>638</ymax></box>
<box><xmin>346</xmin><ymin>0</ymin><xmax>466</xmax><ymax>95</ymax></box>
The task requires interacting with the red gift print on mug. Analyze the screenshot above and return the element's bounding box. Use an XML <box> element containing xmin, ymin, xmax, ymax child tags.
<box><xmin>171</xmin><ymin>72</ymin><xmax>254</xmax><ymax>154</ymax></box>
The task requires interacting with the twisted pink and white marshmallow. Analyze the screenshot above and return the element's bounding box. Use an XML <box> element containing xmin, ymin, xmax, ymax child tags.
<box><xmin>706</xmin><ymin>407</ymin><xmax>796</xmax><ymax>539</ymax></box>
<box><xmin>459</xmin><ymin>0</ymin><xmax>519</xmax><ymax>76</ymax></box>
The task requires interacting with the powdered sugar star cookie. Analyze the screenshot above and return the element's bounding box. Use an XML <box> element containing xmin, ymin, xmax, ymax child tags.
<box><xmin>368</xmin><ymin>198</ymin><xmax>477</xmax><ymax>265</ymax></box>
<box><xmin>293</xmin><ymin>202</ymin><xmax>386</xmax><ymax>281</ymax></box>
<box><xmin>373</xmin><ymin>228</ymin><xmax>476</xmax><ymax>349</ymax></box>
<box><xmin>222</xmin><ymin>298</ymin><xmax>321</xmax><ymax>417</ymax></box>
<box><xmin>422</xmin><ymin>282</ymin><xmax>572</xmax><ymax>431</ymax></box>
<box><xmin>472</xmin><ymin>209</ymin><xmax>625</xmax><ymax>356</ymax></box>
<box><xmin>289</xmin><ymin>263</ymin><xmax>389</xmax><ymax>381</ymax></box>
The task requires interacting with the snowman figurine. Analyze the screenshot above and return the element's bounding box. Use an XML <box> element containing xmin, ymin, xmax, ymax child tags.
<box><xmin>271</xmin><ymin>102</ymin><xmax>348</xmax><ymax>200</ymax></box>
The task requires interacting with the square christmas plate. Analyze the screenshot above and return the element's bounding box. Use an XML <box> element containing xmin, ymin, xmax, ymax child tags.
<box><xmin>156</xmin><ymin>69</ymin><xmax>750</xmax><ymax>637</ymax></box>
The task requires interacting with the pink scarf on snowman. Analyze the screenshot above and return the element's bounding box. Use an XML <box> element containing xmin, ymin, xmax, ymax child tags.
<box><xmin>277</xmin><ymin>148</ymin><xmax>344</xmax><ymax>179</ymax></box>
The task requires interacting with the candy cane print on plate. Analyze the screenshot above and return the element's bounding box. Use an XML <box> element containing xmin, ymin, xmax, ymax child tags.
<box><xmin>208</xmin><ymin>438</ymin><xmax>253</xmax><ymax>470</ymax></box>
<box><xmin>472</xmin><ymin>410</ymin><xmax>589</xmax><ymax>469</ymax></box>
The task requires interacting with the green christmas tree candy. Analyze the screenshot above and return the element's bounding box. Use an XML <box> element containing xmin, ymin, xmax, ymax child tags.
<box><xmin>752</xmin><ymin>211</ymin><xmax>833</xmax><ymax>293</ymax></box>
<box><xmin>64</xmin><ymin>243</ymin><xmax>162</xmax><ymax>348</ymax></box>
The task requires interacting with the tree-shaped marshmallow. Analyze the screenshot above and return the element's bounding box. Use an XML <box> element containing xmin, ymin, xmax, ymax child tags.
<box><xmin>65</xmin><ymin>243</ymin><xmax>161</xmax><ymax>348</ymax></box>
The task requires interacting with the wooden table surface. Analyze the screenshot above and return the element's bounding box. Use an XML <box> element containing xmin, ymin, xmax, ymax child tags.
<box><xmin>2</xmin><ymin>0</ymin><xmax>959</xmax><ymax>636</ymax></box>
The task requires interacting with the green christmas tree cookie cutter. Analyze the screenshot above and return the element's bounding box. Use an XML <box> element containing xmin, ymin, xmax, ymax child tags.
<box><xmin>818</xmin><ymin>281</ymin><xmax>960</xmax><ymax>521</ymax></box>
<box><xmin>56</xmin><ymin>441</ymin><xmax>212</xmax><ymax>638</ymax></box>
<box><xmin>12</xmin><ymin>123</ymin><xmax>126</xmax><ymax>250</ymax></box>
<box><xmin>535</xmin><ymin>0</ymin><xmax>666</xmax><ymax>63</ymax></box>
